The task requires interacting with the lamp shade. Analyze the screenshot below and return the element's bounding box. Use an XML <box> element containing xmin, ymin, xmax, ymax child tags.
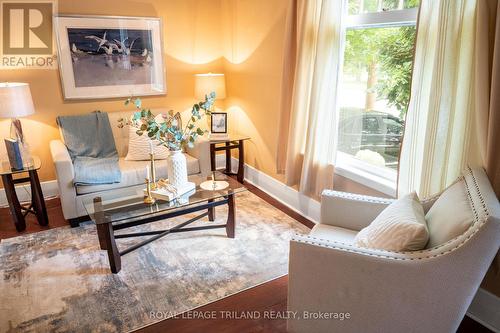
<box><xmin>194</xmin><ymin>73</ymin><xmax>226</xmax><ymax>100</ymax></box>
<box><xmin>0</xmin><ymin>83</ymin><xmax>35</xmax><ymax>119</ymax></box>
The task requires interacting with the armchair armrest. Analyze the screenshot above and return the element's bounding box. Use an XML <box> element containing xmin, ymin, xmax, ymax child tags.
<box><xmin>50</xmin><ymin>140</ymin><xmax>77</xmax><ymax>219</ymax></box>
<box><xmin>287</xmin><ymin>235</ymin><xmax>423</xmax><ymax>333</ymax></box>
<box><xmin>287</xmin><ymin>234</ymin><xmax>481</xmax><ymax>333</ymax></box>
<box><xmin>320</xmin><ymin>190</ymin><xmax>394</xmax><ymax>231</ymax></box>
<box><xmin>186</xmin><ymin>136</ymin><xmax>211</xmax><ymax>175</ymax></box>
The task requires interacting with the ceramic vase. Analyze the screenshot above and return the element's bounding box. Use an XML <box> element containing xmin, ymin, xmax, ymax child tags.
<box><xmin>166</xmin><ymin>149</ymin><xmax>188</xmax><ymax>189</ymax></box>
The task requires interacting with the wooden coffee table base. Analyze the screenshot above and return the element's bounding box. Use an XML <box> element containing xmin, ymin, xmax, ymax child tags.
<box><xmin>95</xmin><ymin>194</ymin><xmax>236</xmax><ymax>274</ymax></box>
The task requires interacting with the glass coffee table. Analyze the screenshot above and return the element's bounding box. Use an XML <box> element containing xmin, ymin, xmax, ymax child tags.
<box><xmin>83</xmin><ymin>171</ymin><xmax>246</xmax><ymax>273</ymax></box>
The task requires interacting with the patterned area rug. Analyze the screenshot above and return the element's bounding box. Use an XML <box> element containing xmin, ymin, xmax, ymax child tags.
<box><xmin>0</xmin><ymin>191</ymin><xmax>309</xmax><ymax>332</ymax></box>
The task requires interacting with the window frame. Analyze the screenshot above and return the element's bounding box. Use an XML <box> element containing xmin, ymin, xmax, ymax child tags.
<box><xmin>334</xmin><ymin>4</ymin><xmax>418</xmax><ymax>197</ymax></box>
<box><xmin>347</xmin><ymin>7</ymin><xmax>418</xmax><ymax>29</ymax></box>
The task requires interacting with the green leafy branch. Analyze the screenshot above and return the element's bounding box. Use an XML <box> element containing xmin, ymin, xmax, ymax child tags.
<box><xmin>117</xmin><ymin>92</ymin><xmax>216</xmax><ymax>151</ymax></box>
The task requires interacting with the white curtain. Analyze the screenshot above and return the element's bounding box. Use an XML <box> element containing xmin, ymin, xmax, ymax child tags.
<box><xmin>278</xmin><ymin>0</ymin><xmax>345</xmax><ymax>197</ymax></box>
<box><xmin>475</xmin><ymin>0</ymin><xmax>500</xmax><ymax>296</ymax></box>
<box><xmin>398</xmin><ymin>0</ymin><xmax>482</xmax><ymax>198</ymax></box>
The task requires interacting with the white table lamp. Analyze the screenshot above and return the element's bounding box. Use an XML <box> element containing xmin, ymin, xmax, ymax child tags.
<box><xmin>194</xmin><ymin>73</ymin><xmax>226</xmax><ymax>102</ymax></box>
<box><xmin>0</xmin><ymin>82</ymin><xmax>35</xmax><ymax>144</ymax></box>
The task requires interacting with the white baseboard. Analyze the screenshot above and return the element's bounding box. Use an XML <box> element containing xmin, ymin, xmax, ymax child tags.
<box><xmin>0</xmin><ymin>180</ymin><xmax>59</xmax><ymax>208</ymax></box>
<box><xmin>467</xmin><ymin>288</ymin><xmax>500</xmax><ymax>332</ymax></box>
<box><xmin>215</xmin><ymin>154</ymin><xmax>320</xmax><ymax>223</ymax></box>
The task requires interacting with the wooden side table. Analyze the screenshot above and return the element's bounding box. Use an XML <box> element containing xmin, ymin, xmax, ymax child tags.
<box><xmin>0</xmin><ymin>156</ymin><xmax>48</xmax><ymax>231</ymax></box>
<box><xmin>209</xmin><ymin>136</ymin><xmax>250</xmax><ymax>183</ymax></box>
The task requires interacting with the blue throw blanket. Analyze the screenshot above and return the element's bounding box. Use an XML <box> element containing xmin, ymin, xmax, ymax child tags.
<box><xmin>57</xmin><ymin>112</ymin><xmax>121</xmax><ymax>186</ymax></box>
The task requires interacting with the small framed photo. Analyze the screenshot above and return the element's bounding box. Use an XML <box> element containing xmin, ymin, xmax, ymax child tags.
<box><xmin>211</xmin><ymin>112</ymin><xmax>227</xmax><ymax>134</ymax></box>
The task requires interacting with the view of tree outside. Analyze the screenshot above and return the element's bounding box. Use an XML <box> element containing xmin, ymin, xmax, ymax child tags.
<box><xmin>348</xmin><ymin>0</ymin><xmax>419</xmax><ymax>15</ymax></box>
<box><xmin>337</xmin><ymin>0</ymin><xmax>419</xmax><ymax>170</ymax></box>
<box><xmin>343</xmin><ymin>26</ymin><xmax>416</xmax><ymax>118</ymax></box>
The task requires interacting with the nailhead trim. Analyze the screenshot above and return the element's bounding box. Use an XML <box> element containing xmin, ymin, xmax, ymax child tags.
<box><xmin>295</xmin><ymin>168</ymin><xmax>491</xmax><ymax>261</ymax></box>
<box><xmin>467</xmin><ymin>166</ymin><xmax>489</xmax><ymax>221</ymax></box>
<box><xmin>323</xmin><ymin>190</ymin><xmax>394</xmax><ymax>205</ymax></box>
<box><xmin>464</xmin><ymin>173</ymin><xmax>479</xmax><ymax>224</ymax></box>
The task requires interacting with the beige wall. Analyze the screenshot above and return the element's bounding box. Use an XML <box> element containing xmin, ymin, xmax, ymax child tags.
<box><xmin>0</xmin><ymin>0</ymin><xmax>225</xmax><ymax>181</ymax></box>
<box><xmin>0</xmin><ymin>0</ymin><xmax>385</xmax><ymax>197</ymax></box>
<box><xmin>221</xmin><ymin>0</ymin><xmax>288</xmax><ymax>183</ymax></box>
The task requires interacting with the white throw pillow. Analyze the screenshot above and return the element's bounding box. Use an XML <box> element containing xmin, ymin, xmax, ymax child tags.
<box><xmin>355</xmin><ymin>192</ymin><xmax>429</xmax><ymax>251</ymax></box>
<box><xmin>125</xmin><ymin>126</ymin><xmax>170</xmax><ymax>161</ymax></box>
<box><xmin>425</xmin><ymin>180</ymin><xmax>473</xmax><ymax>248</ymax></box>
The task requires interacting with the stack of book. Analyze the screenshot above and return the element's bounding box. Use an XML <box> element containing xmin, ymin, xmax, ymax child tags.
<box><xmin>4</xmin><ymin>138</ymin><xmax>24</xmax><ymax>170</ymax></box>
<box><xmin>143</xmin><ymin>181</ymin><xmax>196</xmax><ymax>201</ymax></box>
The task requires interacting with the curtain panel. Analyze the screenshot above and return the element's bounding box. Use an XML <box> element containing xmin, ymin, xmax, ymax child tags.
<box><xmin>399</xmin><ymin>0</ymin><xmax>500</xmax><ymax>296</ymax></box>
<box><xmin>476</xmin><ymin>0</ymin><xmax>500</xmax><ymax>199</ymax></box>
<box><xmin>276</xmin><ymin>0</ymin><xmax>298</xmax><ymax>175</ymax></box>
<box><xmin>276</xmin><ymin>0</ymin><xmax>344</xmax><ymax>198</ymax></box>
<box><xmin>475</xmin><ymin>0</ymin><xmax>500</xmax><ymax>298</ymax></box>
<box><xmin>398</xmin><ymin>0</ymin><xmax>481</xmax><ymax>199</ymax></box>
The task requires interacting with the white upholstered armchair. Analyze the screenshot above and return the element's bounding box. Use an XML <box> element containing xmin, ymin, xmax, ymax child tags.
<box><xmin>287</xmin><ymin>168</ymin><xmax>500</xmax><ymax>333</ymax></box>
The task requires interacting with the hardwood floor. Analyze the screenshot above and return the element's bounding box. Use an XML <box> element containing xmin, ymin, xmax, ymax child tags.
<box><xmin>0</xmin><ymin>183</ymin><xmax>492</xmax><ymax>333</ymax></box>
<box><xmin>140</xmin><ymin>276</ymin><xmax>289</xmax><ymax>333</ymax></box>
<box><xmin>0</xmin><ymin>196</ymin><xmax>66</xmax><ymax>240</ymax></box>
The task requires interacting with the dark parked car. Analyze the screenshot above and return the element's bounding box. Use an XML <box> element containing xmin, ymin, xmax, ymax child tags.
<box><xmin>338</xmin><ymin>110</ymin><xmax>404</xmax><ymax>167</ymax></box>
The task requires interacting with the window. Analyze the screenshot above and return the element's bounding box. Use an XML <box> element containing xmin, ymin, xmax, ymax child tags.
<box><xmin>335</xmin><ymin>0</ymin><xmax>419</xmax><ymax>195</ymax></box>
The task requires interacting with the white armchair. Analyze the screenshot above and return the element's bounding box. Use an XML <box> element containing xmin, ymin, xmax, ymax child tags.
<box><xmin>287</xmin><ymin>167</ymin><xmax>500</xmax><ymax>333</ymax></box>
